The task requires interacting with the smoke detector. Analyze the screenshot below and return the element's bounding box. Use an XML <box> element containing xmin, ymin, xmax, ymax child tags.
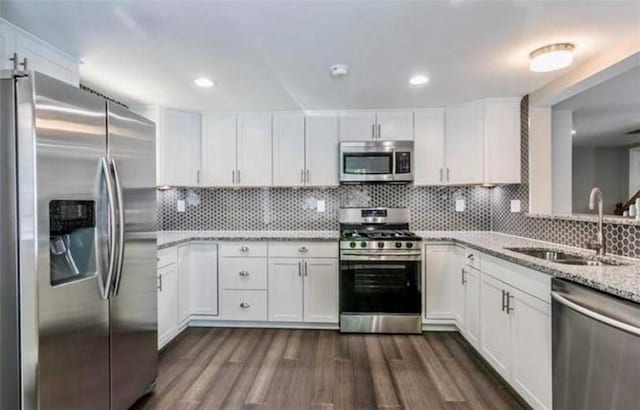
<box><xmin>330</xmin><ymin>64</ymin><xmax>349</xmax><ymax>78</ymax></box>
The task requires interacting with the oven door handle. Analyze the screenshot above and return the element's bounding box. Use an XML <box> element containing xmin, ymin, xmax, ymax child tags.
<box><xmin>340</xmin><ymin>252</ymin><xmax>420</xmax><ymax>257</ymax></box>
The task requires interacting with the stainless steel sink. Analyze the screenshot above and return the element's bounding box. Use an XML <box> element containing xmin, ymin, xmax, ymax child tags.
<box><xmin>505</xmin><ymin>247</ymin><xmax>626</xmax><ymax>266</ymax></box>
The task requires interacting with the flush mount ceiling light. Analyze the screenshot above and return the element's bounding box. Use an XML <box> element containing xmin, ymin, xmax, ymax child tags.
<box><xmin>330</xmin><ymin>64</ymin><xmax>349</xmax><ymax>78</ymax></box>
<box><xmin>409</xmin><ymin>74</ymin><xmax>430</xmax><ymax>86</ymax></box>
<box><xmin>529</xmin><ymin>43</ymin><xmax>575</xmax><ymax>72</ymax></box>
<box><xmin>571</xmin><ymin>129</ymin><xmax>577</xmax><ymax>135</ymax></box>
<box><xmin>194</xmin><ymin>77</ymin><xmax>214</xmax><ymax>88</ymax></box>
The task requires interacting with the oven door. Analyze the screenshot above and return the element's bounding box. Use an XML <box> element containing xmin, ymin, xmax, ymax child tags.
<box><xmin>340</xmin><ymin>259</ymin><xmax>421</xmax><ymax>314</ymax></box>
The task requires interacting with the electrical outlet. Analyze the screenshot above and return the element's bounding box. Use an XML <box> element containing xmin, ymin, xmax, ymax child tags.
<box><xmin>510</xmin><ymin>200</ymin><xmax>521</xmax><ymax>213</ymax></box>
<box><xmin>455</xmin><ymin>199</ymin><xmax>465</xmax><ymax>212</ymax></box>
<box><xmin>316</xmin><ymin>200</ymin><xmax>325</xmax><ymax>213</ymax></box>
<box><xmin>177</xmin><ymin>200</ymin><xmax>185</xmax><ymax>213</ymax></box>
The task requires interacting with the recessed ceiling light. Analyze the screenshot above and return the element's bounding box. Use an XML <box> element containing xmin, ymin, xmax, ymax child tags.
<box><xmin>409</xmin><ymin>75</ymin><xmax>429</xmax><ymax>86</ymax></box>
<box><xmin>529</xmin><ymin>43</ymin><xmax>575</xmax><ymax>72</ymax></box>
<box><xmin>330</xmin><ymin>64</ymin><xmax>349</xmax><ymax>78</ymax></box>
<box><xmin>571</xmin><ymin>129</ymin><xmax>577</xmax><ymax>135</ymax></box>
<box><xmin>194</xmin><ymin>77</ymin><xmax>214</xmax><ymax>88</ymax></box>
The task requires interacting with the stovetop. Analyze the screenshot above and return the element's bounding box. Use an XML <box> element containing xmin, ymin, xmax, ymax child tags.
<box><xmin>340</xmin><ymin>229</ymin><xmax>421</xmax><ymax>241</ymax></box>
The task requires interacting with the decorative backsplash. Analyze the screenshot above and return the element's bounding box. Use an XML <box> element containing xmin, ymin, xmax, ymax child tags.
<box><xmin>491</xmin><ymin>96</ymin><xmax>640</xmax><ymax>258</ymax></box>
<box><xmin>158</xmin><ymin>185</ymin><xmax>492</xmax><ymax>231</ymax></box>
<box><xmin>158</xmin><ymin>95</ymin><xmax>639</xmax><ymax>258</ymax></box>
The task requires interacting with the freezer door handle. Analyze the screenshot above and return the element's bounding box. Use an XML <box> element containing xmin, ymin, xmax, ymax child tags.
<box><xmin>98</xmin><ymin>157</ymin><xmax>118</xmax><ymax>300</ymax></box>
<box><xmin>110</xmin><ymin>158</ymin><xmax>126</xmax><ymax>296</ymax></box>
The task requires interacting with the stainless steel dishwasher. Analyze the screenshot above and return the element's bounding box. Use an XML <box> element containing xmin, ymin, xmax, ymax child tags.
<box><xmin>551</xmin><ymin>278</ymin><xmax>640</xmax><ymax>410</ymax></box>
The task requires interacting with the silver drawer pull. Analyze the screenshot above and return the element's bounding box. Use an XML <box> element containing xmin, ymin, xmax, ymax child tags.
<box><xmin>240</xmin><ymin>246</ymin><xmax>249</xmax><ymax>252</ymax></box>
<box><xmin>239</xmin><ymin>302</ymin><xmax>250</xmax><ymax>308</ymax></box>
<box><xmin>299</xmin><ymin>246</ymin><xmax>308</xmax><ymax>253</ymax></box>
<box><xmin>238</xmin><ymin>270</ymin><xmax>250</xmax><ymax>277</ymax></box>
<box><xmin>467</xmin><ymin>254</ymin><xmax>475</xmax><ymax>261</ymax></box>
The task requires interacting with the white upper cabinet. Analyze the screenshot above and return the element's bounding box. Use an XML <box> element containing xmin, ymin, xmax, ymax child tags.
<box><xmin>445</xmin><ymin>101</ymin><xmax>485</xmax><ymax>185</ymax></box>
<box><xmin>339</xmin><ymin>111</ymin><xmax>377</xmax><ymax>141</ymax></box>
<box><xmin>414</xmin><ymin>109</ymin><xmax>445</xmax><ymax>185</ymax></box>
<box><xmin>237</xmin><ymin>113</ymin><xmax>273</xmax><ymax>187</ymax></box>
<box><xmin>202</xmin><ymin>113</ymin><xmax>237</xmax><ymax>187</ymax></box>
<box><xmin>305</xmin><ymin>113</ymin><xmax>339</xmax><ymax>186</ymax></box>
<box><xmin>1</xmin><ymin>19</ymin><xmax>80</xmax><ymax>86</ymax></box>
<box><xmin>484</xmin><ymin>98</ymin><xmax>521</xmax><ymax>184</ymax></box>
<box><xmin>376</xmin><ymin>111</ymin><xmax>414</xmax><ymax>141</ymax></box>
<box><xmin>159</xmin><ymin>108</ymin><xmax>202</xmax><ymax>187</ymax></box>
<box><xmin>339</xmin><ymin>111</ymin><xmax>414</xmax><ymax>141</ymax></box>
<box><xmin>273</xmin><ymin>112</ymin><xmax>305</xmax><ymax>187</ymax></box>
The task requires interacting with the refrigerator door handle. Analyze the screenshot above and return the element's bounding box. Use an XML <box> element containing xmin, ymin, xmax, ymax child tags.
<box><xmin>99</xmin><ymin>157</ymin><xmax>118</xmax><ymax>300</ymax></box>
<box><xmin>110</xmin><ymin>158</ymin><xmax>126</xmax><ymax>296</ymax></box>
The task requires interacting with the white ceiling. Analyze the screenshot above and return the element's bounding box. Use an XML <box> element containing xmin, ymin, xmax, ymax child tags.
<box><xmin>555</xmin><ymin>65</ymin><xmax>640</xmax><ymax>147</ymax></box>
<box><xmin>2</xmin><ymin>1</ymin><xmax>640</xmax><ymax>112</ymax></box>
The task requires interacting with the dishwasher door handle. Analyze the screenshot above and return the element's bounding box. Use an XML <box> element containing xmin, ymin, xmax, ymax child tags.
<box><xmin>551</xmin><ymin>291</ymin><xmax>640</xmax><ymax>337</ymax></box>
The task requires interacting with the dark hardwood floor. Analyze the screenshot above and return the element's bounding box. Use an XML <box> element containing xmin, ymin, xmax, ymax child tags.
<box><xmin>132</xmin><ymin>328</ymin><xmax>527</xmax><ymax>410</ymax></box>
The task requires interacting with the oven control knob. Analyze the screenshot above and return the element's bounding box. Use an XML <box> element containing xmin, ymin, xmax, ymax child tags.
<box><xmin>406</xmin><ymin>242</ymin><xmax>414</xmax><ymax>249</ymax></box>
<box><xmin>395</xmin><ymin>242</ymin><xmax>402</xmax><ymax>248</ymax></box>
<box><xmin>377</xmin><ymin>242</ymin><xmax>384</xmax><ymax>249</ymax></box>
<box><xmin>349</xmin><ymin>242</ymin><xmax>356</xmax><ymax>249</ymax></box>
<box><xmin>360</xmin><ymin>242</ymin><xmax>367</xmax><ymax>248</ymax></box>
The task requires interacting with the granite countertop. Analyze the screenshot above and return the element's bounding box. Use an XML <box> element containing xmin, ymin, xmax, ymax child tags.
<box><xmin>157</xmin><ymin>230</ymin><xmax>340</xmax><ymax>249</ymax></box>
<box><xmin>417</xmin><ymin>231</ymin><xmax>640</xmax><ymax>304</ymax></box>
<box><xmin>157</xmin><ymin>230</ymin><xmax>640</xmax><ymax>303</ymax></box>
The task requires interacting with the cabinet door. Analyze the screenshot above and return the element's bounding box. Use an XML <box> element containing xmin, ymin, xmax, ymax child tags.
<box><xmin>160</xmin><ymin>108</ymin><xmax>201</xmax><ymax>186</ymax></box>
<box><xmin>268</xmin><ymin>258</ymin><xmax>303</xmax><ymax>322</ymax></box>
<box><xmin>414</xmin><ymin>109</ymin><xmax>445</xmax><ymax>185</ymax></box>
<box><xmin>425</xmin><ymin>245</ymin><xmax>456</xmax><ymax>319</ymax></box>
<box><xmin>303</xmin><ymin>258</ymin><xmax>338</xmax><ymax>323</ymax></box>
<box><xmin>339</xmin><ymin>112</ymin><xmax>376</xmax><ymax>141</ymax></box>
<box><xmin>445</xmin><ymin>102</ymin><xmax>484</xmax><ymax>185</ymax></box>
<box><xmin>463</xmin><ymin>267</ymin><xmax>481</xmax><ymax>348</ymax></box>
<box><xmin>453</xmin><ymin>246</ymin><xmax>466</xmax><ymax>330</ymax></box>
<box><xmin>376</xmin><ymin>111</ymin><xmax>414</xmax><ymax>141</ymax></box>
<box><xmin>479</xmin><ymin>273</ymin><xmax>510</xmax><ymax>379</ymax></box>
<box><xmin>0</xmin><ymin>20</ymin><xmax>17</xmax><ymax>70</ymax></box>
<box><xmin>273</xmin><ymin>112</ymin><xmax>305</xmax><ymax>187</ymax></box>
<box><xmin>157</xmin><ymin>264</ymin><xmax>178</xmax><ymax>347</ymax></box>
<box><xmin>509</xmin><ymin>288</ymin><xmax>552</xmax><ymax>410</ymax></box>
<box><xmin>202</xmin><ymin>113</ymin><xmax>237</xmax><ymax>187</ymax></box>
<box><xmin>189</xmin><ymin>243</ymin><xmax>218</xmax><ymax>316</ymax></box>
<box><xmin>305</xmin><ymin>113</ymin><xmax>339</xmax><ymax>186</ymax></box>
<box><xmin>177</xmin><ymin>245</ymin><xmax>191</xmax><ymax>325</ymax></box>
<box><xmin>484</xmin><ymin>98</ymin><xmax>521</xmax><ymax>184</ymax></box>
<box><xmin>237</xmin><ymin>113</ymin><xmax>272</xmax><ymax>186</ymax></box>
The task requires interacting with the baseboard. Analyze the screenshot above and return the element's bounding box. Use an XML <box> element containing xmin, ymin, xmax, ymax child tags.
<box><xmin>189</xmin><ymin>319</ymin><xmax>340</xmax><ymax>330</ymax></box>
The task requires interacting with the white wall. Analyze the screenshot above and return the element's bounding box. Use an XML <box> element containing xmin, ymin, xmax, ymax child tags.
<box><xmin>630</xmin><ymin>147</ymin><xmax>640</xmax><ymax>198</ymax></box>
<box><xmin>551</xmin><ymin>110</ymin><xmax>573</xmax><ymax>214</ymax></box>
<box><xmin>572</xmin><ymin>146</ymin><xmax>629</xmax><ymax>214</ymax></box>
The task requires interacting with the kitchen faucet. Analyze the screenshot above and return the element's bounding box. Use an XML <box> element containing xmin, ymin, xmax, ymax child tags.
<box><xmin>587</xmin><ymin>187</ymin><xmax>606</xmax><ymax>256</ymax></box>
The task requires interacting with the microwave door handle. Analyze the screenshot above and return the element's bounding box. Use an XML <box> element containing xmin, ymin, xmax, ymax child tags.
<box><xmin>98</xmin><ymin>157</ymin><xmax>118</xmax><ymax>300</ymax></box>
<box><xmin>110</xmin><ymin>158</ymin><xmax>126</xmax><ymax>296</ymax></box>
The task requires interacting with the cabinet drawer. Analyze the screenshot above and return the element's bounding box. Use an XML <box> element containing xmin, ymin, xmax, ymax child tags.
<box><xmin>220</xmin><ymin>290</ymin><xmax>267</xmax><ymax>321</ymax></box>
<box><xmin>464</xmin><ymin>249</ymin><xmax>482</xmax><ymax>270</ymax></box>
<box><xmin>157</xmin><ymin>247</ymin><xmax>177</xmax><ymax>268</ymax></box>
<box><xmin>481</xmin><ymin>254</ymin><xmax>551</xmax><ymax>303</ymax></box>
<box><xmin>220</xmin><ymin>257</ymin><xmax>267</xmax><ymax>290</ymax></box>
<box><xmin>219</xmin><ymin>242</ymin><xmax>267</xmax><ymax>257</ymax></box>
<box><xmin>268</xmin><ymin>241</ymin><xmax>338</xmax><ymax>258</ymax></box>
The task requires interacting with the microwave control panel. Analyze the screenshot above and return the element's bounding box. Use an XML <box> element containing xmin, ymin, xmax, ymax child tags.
<box><xmin>395</xmin><ymin>151</ymin><xmax>411</xmax><ymax>174</ymax></box>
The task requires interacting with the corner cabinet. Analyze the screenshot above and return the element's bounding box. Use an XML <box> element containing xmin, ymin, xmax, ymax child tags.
<box><xmin>415</xmin><ymin>98</ymin><xmax>521</xmax><ymax>186</ymax></box>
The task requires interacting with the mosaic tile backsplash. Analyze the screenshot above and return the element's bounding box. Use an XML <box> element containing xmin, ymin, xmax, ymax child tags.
<box><xmin>158</xmin><ymin>185</ymin><xmax>492</xmax><ymax>231</ymax></box>
<box><xmin>491</xmin><ymin>96</ymin><xmax>640</xmax><ymax>258</ymax></box>
<box><xmin>158</xmin><ymin>95</ymin><xmax>639</xmax><ymax>258</ymax></box>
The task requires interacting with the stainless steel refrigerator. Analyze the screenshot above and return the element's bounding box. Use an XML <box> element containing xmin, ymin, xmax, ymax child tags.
<box><xmin>1</xmin><ymin>70</ymin><xmax>158</xmax><ymax>409</ymax></box>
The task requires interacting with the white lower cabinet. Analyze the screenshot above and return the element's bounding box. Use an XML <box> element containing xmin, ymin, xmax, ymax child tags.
<box><xmin>157</xmin><ymin>262</ymin><xmax>178</xmax><ymax>349</ymax></box>
<box><xmin>189</xmin><ymin>243</ymin><xmax>218</xmax><ymax>316</ymax></box>
<box><xmin>220</xmin><ymin>290</ymin><xmax>268</xmax><ymax>321</ymax></box>
<box><xmin>177</xmin><ymin>245</ymin><xmax>191</xmax><ymax>326</ymax></box>
<box><xmin>453</xmin><ymin>246</ymin><xmax>466</xmax><ymax>329</ymax></box>
<box><xmin>268</xmin><ymin>258</ymin><xmax>304</xmax><ymax>322</ymax></box>
<box><xmin>479</xmin><ymin>272</ymin><xmax>511</xmax><ymax>379</ymax></box>
<box><xmin>461</xmin><ymin>266</ymin><xmax>481</xmax><ymax>349</ymax></box>
<box><xmin>303</xmin><ymin>258</ymin><xmax>339</xmax><ymax>323</ymax></box>
<box><xmin>425</xmin><ymin>244</ymin><xmax>458</xmax><ymax>320</ymax></box>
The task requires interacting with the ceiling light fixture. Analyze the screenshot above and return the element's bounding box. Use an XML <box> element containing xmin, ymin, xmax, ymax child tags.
<box><xmin>529</xmin><ymin>43</ymin><xmax>575</xmax><ymax>72</ymax></box>
<box><xmin>194</xmin><ymin>77</ymin><xmax>214</xmax><ymax>88</ymax></box>
<box><xmin>330</xmin><ymin>64</ymin><xmax>349</xmax><ymax>78</ymax></box>
<box><xmin>409</xmin><ymin>75</ymin><xmax>430</xmax><ymax>86</ymax></box>
<box><xmin>571</xmin><ymin>129</ymin><xmax>577</xmax><ymax>135</ymax></box>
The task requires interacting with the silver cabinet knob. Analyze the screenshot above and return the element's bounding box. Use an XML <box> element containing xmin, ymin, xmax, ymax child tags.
<box><xmin>240</xmin><ymin>246</ymin><xmax>249</xmax><ymax>252</ymax></box>
<box><xmin>238</xmin><ymin>270</ymin><xmax>250</xmax><ymax>277</ymax></box>
<box><xmin>299</xmin><ymin>246</ymin><xmax>308</xmax><ymax>253</ymax></box>
<box><xmin>467</xmin><ymin>254</ymin><xmax>475</xmax><ymax>261</ymax></box>
<box><xmin>240</xmin><ymin>302</ymin><xmax>250</xmax><ymax>308</ymax></box>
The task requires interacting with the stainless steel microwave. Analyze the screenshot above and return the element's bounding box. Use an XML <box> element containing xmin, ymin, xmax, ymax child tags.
<box><xmin>339</xmin><ymin>141</ymin><xmax>414</xmax><ymax>183</ymax></box>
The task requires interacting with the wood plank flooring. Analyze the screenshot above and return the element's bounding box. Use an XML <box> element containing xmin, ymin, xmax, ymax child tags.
<box><xmin>132</xmin><ymin>328</ymin><xmax>527</xmax><ymax>410</ymax></box>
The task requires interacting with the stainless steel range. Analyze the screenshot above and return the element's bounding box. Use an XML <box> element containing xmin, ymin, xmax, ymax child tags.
<box><xmin>339</xmin><ymin>207</ymin><xmax>422</xmax><ymax>334</ymax></box>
